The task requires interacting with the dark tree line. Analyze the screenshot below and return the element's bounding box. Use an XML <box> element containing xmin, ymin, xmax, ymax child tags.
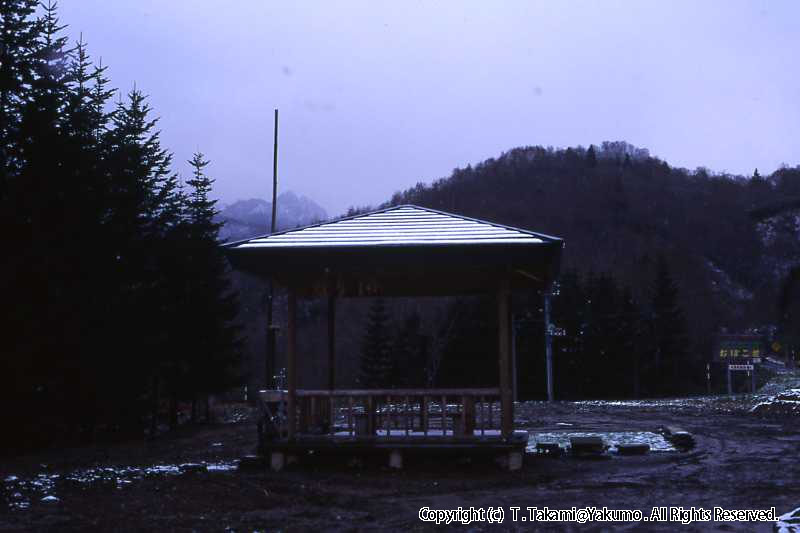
<box><xmin>350</xmin><ymin>142</ymin><xmax>800</xmax><ymax>397</ymax></box>
<box><xmin>357</xmin><ymin>258</ymin><xmax>692</xmax><ymax>399</ymax></box>
<box><xmin>359</xmin><ymin>299</ymin><xmax>430</xmax><ymax>388</ymax></box>
<box><xmin>1</xmin><ymin>2</ymin><xmax>241</xmax><ymax>451</ymax></box>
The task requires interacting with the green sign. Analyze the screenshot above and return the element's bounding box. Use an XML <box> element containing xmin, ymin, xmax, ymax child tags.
<box><xmin>715</xmin><ymin>339</ymin><xmax>762</xmax><ymax>362</ymax></box>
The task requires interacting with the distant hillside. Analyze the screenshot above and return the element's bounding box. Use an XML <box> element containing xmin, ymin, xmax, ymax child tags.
<box><xmin>377</xmin><ymin>141</ymin><xmax>800</xmax><ymax>356</ymax></box>
<box><xmin>217</xmin><ymin>191</ymin><xmax>327</xmax><ymax>241</ymax></box>
<box><xmin>230</xmin><ymin>142</ymin><xmax>800</xmax><ymax>396</ymax></box>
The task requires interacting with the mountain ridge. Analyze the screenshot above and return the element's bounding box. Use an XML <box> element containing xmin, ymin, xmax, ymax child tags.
<box><xmin>217</xmin><ymin>191</ymin><xmax>327</xmax><ymax>241</ymax></box>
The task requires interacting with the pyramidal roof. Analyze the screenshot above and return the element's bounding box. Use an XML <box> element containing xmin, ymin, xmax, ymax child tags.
<box><xmin>229</xmin><ymin>204</ymin><xmax>560</xmax><ymax>249</ymax></box>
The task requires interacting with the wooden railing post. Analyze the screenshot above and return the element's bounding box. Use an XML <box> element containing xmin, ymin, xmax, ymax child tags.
<box><xmin>348</xmin><ymin>396</ymin><xmax>354</xmax><ymax>436</ymax></box>
<box><xmin>497</xmin><ymin>282</ymin><xmax>513</xmax><ymax>440</ymax></box>
<box><xmin>440</xmin><ymin>395</ymin><xmax>447</xmax><ymax>436</ymax></box>
<box><xmin>422</xmin><ymin>396</ymin><xmax>428</xmax><ymax>436</ymax></box>
<box><xmin>463</xmin><ymin>395</ymin><xmax>475</xmax><ymax>437</ymax></box>
<box><xmin>287</xmin><ymin>287</ymin><xmax>297</xmax><ymax>441</ymax></box>
<box><xmin>367</xmin><ymin>395</ymin><xmax>375</xmax><ymax>436</ymax></box>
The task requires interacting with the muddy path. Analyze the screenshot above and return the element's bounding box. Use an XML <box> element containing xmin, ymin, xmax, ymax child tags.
<box><xmin>2</xmin><ymin>399</ymin><xmax>799</xmax><ymax>531</ymax></box>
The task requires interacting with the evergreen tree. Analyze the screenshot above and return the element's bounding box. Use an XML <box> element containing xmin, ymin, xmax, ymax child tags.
<box><xmin>0</xmin><ymin>2</ymin><xmax>248</xmax><ymax>448</ymax></box>
<box><xmin>551</xmin><ymin>272</ymin><xmax>587</xmax><ymax>399</ymax></box>
<box><xmin>582</xmin><ymin>273</ymin><xmax>627</xmax><ymax>397</ymax></box>
<box><xmin>0</xmin><ymin>0</ymin><xmax>40</xmax><ymax>198</ymax></box>
<box><xmin>182</xmin><ymin>151</ymin><xmax>241</xmax><ymax>420</ymax></box>
<box><xmin>391</xmin><ymin>310</ymin><xmax>429</xmax><ymax>387</ymax></box>
<box><xmin>96</xmin><ymin>87</ymin><xmax>181</xmax><ymax>431</ymax></box>
<box><xmin>619</xmin><ymin>287</ymin><xmax>644</xmax><ymax>397</ymax></box>
<box><xmin>623</xmin><ymin>153</ymin><xmax>632</xmax><ymax>168</ymax></box>
<box><xmin>435</xmin><ymin>297</ymin><xmax>496</xmax><ymax>388</ymax></box>
<box><xmin>586</xmin><ymin>144</ymin><xmax>597</xmax><ymax>168</ymax></box>
<box><xmin>359</xmin><ymin>298</ymin><xmax>393</xmax><ymax>388</ymax></box>
<box><xmin>4</xmin><ymin>0</ymin><xmax>76</xmax><ymax>439</ymax></box>
<box><xmin>648</xmin><ymin>256</ymin><xmax>689</xmax><ymax>395</ymax></box>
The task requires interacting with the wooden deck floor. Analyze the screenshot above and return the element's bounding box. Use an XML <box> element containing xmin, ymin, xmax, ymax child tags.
<box><xmin>265</xmin><ymin>429</ymin><xmax>528</xmax><ymax>452</ymax></box>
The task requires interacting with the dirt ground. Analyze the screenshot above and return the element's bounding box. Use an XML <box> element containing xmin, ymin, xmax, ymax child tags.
<box><xmin>2</xmin><ymin>396</ymin><xmax>799</xmax><ymax>532</ymax></box>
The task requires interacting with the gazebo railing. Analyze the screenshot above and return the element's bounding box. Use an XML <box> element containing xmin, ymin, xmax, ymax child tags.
<box><xmin>291</xmin><ymin>388</ymin><xmax>501</xmax><ymax>439</ymax></box>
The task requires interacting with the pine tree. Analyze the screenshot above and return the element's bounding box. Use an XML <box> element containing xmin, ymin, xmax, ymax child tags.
<box><xmin>0</xmin><ymin>0</ymin><xmax>46</xmax><ymax>445</ymax></box>
<box><xmin>0</xmin><ymin>0</ymin><xmax>40</xmax><ymax>198</ymax></box>
<box><xmin>6</xmin><ymin>0</ymin><xmax>76</xmax><ymax>435</ymax></box>
<box><xmin>182</xmin><ymin>152</ymin><xmax>241</xmax><ymax>420</ymax></box>
<box><xmin>391</xmin><ymin>310</ymin><xmax>429</xmax><ymax>387</ymax></box>
<box><xmin>97</xmin><ymin>87</ymin><xmax>179</xmax><ymax>431</ymax></box>
<box><xmin>586</xmin><ymin>144</ymin><xmax>597</xmax><ymax>168</ymax></box>
<box><xmin>648</xmin><ymin>256</ymin><xmax>689</xmax><ymax>396</ymax></box>
<box><xmin>619</xmin><ymin>287</ymin><xmax>644</xmax><ymax>397</ymax></box>
<box><xmin>359</xmin><ymin>298</ymin><xmax>393</xmax><ymax>388</ymax></box>
<box><xmin>551</xmin><ymin>271</ymin><xmax>587</xmax><ymax>398</ymax></box>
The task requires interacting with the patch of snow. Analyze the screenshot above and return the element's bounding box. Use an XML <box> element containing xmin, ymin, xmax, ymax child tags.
<box><xmin>527</xmin><ymin>431</ymin><xmax>675</xmax><ymax>453</ymax></box>
<box><xmin>776</xmin><ymin>506</ymin><xmax>800</xmax><ymax>533</ymax></box>
<box><xmin>205</xmin><ymin>461</ymin><xmax>239</xmax><ymax>472</ymax></box>
<box><xmin>5</xmin><ymin>459</ymin><xmax>240</xmax><ymax>511</ymax></box>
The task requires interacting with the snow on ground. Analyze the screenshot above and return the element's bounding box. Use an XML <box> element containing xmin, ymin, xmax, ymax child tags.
<box><xmin>3</xmin><ymin>460</ymin><xmax>239</xmax><ymax>512</ymax></box>
<box><xmin>776</xmin><ymin>506</ymin><xmax>800</xmax><ymax>533</ymax></box>
<box><xmin>751</xmin><ymin>388</ymin><xmax>800</xmax><ymax>416</ymax></box>
<box><xmin>527</xmin><ymin>431</ymin><xmax>676</xmax><ymax>452</ymax></box>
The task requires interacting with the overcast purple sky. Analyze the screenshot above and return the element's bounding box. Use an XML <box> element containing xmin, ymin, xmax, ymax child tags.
<box><xmin>59</xmin><ymin>1</ymin><xmax>799</xmax><ymax>215</ymax></box>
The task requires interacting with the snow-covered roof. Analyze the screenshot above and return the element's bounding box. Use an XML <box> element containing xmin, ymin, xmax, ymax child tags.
<box><xmin>228</xmin><ymin>204</ymin><xmax>559</xmax><ymax>249</ymax></box>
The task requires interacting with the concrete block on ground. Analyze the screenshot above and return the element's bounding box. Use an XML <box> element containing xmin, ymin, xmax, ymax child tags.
<box><xmin>238</xmin><ymin>455</ymin><xmax>265</xmax><ymax>471</ymax></box>
<box><xmin>508</xmin><ymin>451</ymin><xmax>523</xmax><ymax>471</ymax></box>
<box><xmin>570</xmin><ymin>436</ymin><xmax>606</xmax><ymax>456</ymax></box>
<box><xmin>663</xmin><ymin>426</ymin><xmax>695</xmax><ymax>450</ymax></box>
<box><xmin>616</xmin><ymin>443</ymin><xmax>650</xmax><ymax>456</ymax></box>
<box><xmin>535</xmin><ymin>442</ymin><xmax>563</xmax><ymax>457</ymax></box>
<box><xmin>389</xmin><ymin>450</ymin><xmax>403</xmax><ymax>469</ymax></box>
<box><xmin>270</xmin><ymin>451</ymin><xmax>285</xmax><ymax>472</ymax></box>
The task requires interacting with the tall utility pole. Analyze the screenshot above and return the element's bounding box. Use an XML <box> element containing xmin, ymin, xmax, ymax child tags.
<box><xmin>271</xmin><ymin>109</ymin><xmax>278</xmax><ymax>234</ymax></box>
<box><xmin>544</xmin><ymin>288</ymin><xmax>554</xmax><ymax>401</ymax></box>
<box><xmin>265</xmin><ymin>109</ymin><xmax>279</xmax><ymax>389</ymax></box>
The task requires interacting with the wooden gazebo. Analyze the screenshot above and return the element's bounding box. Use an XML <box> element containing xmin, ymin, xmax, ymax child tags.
<box><xmin>224</xmin><ymin>204</ymin><xmax>563</xmax><ymax>470</ymax></box>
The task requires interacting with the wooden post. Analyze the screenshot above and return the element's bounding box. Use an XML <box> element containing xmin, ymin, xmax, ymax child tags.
<box><xmin>327</xmin><ymin>294</ymin><xmax>336</xmax><ymax>390</ymax></box>
<box><xmin>497</xmin><ymin>282</ymin><xmax>513</xmax><ymax>440</ymax></box>
<box><xmin>440</xmin><ymin>395</ymin><xmax>447</xmax><ymax>436</ymax></box>
<box><xmin>264</xmin><ymin>109</ymin><xmax>279</xmax><ymax>389</ymax></box>
<box><xmin>544</xmin><ymin>288</ymin><xmax>554</xmax><ymax>402</ymax></box>
<box><xmin>511</xmin><ymin>313</ymin><xmax>518</xmax><ymax>403</ymax></box>
<box><xmin>727</xmin><ymin>364</ymin><xmax>732</xmax><ymax>395</ymax></box>
<box><xmin>287</xmin><ymin>287</ymin><xmax>297</xmax><ymax>440</ymax></box>
<box><xmin>422</xmin><ymin>396</ymin><xmax>428</xmax><ymax>436</ymax></box>
<box><xmin>321</xmin><ymin>292</ymin><xmax>335</xmax><ymax>432</ymax></box>
<box><xmin>367</xmin><ymin>395</ymin><xmax>375</xmax><ymax>436</ymax></box>
<box><xmin>463</xmin><ymin>395</ymin><xmax>475</xmax><ymax>436</ymax></box>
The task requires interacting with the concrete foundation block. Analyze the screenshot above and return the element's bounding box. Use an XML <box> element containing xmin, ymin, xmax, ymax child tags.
<box><xmin>508</xmin><ymin>451</ymin><xmax>523</xmax><ymax>471</ymax></box>
<box><xmin>389</xmin><ymin>450</ymin><xmax>403</xmax><ymax>469</ymax></box>
<box><xmin>270</xmin><ymin>451</ymin><xmax>285</xmax><ymax>472</ymax></box>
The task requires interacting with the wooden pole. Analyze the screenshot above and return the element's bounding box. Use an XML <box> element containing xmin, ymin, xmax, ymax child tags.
<box><xmin>327</xmin><ymin>295</ymin><xmax>336</xmax><ymax>391</ymax></box>
<box><xmin>271</xmin><ymin>109</ymin><xmax>278</xmax><ymax>233</ymax></box>
<box><xmin>287</xmin><ymin>287</ymin><xmax>297</xmax><ymax>440</ymax></box>
<box><xmin>264</xmin><ymin>109</ymin><xmax>279</xmax><ymax>388</ymax></box>
<box><xmin>727</xmin><ymin>364</ymin><xmax>732</xmax><ymax>395</ymax></box>
<box><xmin>511</xmin><ymin>313</ymin><xmax>518</xmax><ymax>403</ymax></box>
<box><xmin>497</xmin><ymin>281</ymin><xmax>513</xmax><ymax>440</ymax></box>
<box><xmin>544</xmin><ymin>289</ymin><xmax>554</xmax><ymax>402</ymax></box>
